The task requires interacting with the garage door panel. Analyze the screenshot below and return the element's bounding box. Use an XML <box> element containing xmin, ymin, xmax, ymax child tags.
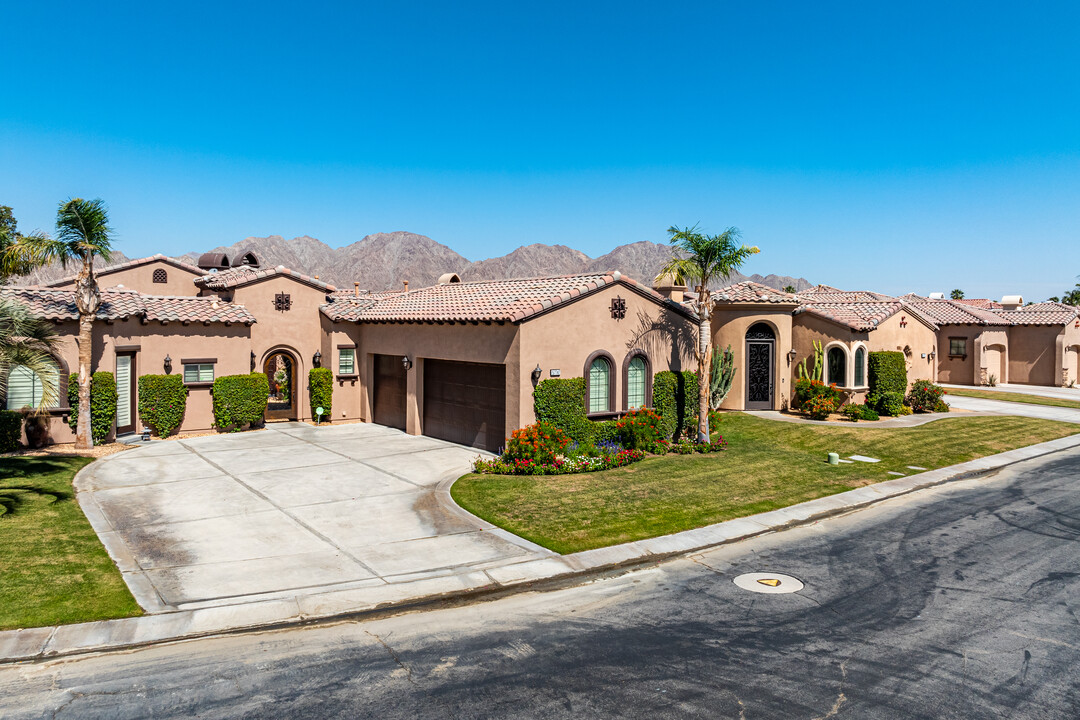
<box><xmin>423</xmin><ymin>360</ymin><xmax>505</xmax><ymax>453</ymax></box>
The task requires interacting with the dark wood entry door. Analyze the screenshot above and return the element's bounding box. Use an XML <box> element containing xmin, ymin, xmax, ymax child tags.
<box><xmin>116</xmin><ymin>352</ymin><xmax>136</xmax><ymax>434</ymax></box>
<box><xmin>373</xmin><ymin>354</ymin><xmax>407</xmax><ymax>430</ymax></box>
<box><xmin>745</xmin><ymin>341</ymin><xmax>774</xmax><ymax>410</ymax></box>
<box><xmin>423</xmin><ymin>360</ymin><xmax>505</xmax><ymax>452</ymax></box>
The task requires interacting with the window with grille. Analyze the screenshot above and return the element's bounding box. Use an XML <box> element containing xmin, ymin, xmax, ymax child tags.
<box><xmin>828</xmin><ymin>347</ymin><xmax>847</xmax><ymax>386</ymax></box>
<box><xmin>153</xmin><ymin>268</ymin><xmax>167</xmax><ymax>283</ymax></box>
<box><xmin>339</xmin><ymin>348</ymin><xmax>355</xmax><ymax>375</ymax></box>
<box><xmin>854</xmin><ymin>347</ymin><xmax>866</xmax><ymax>386</ymax></box>
<box><xmin>627</xmin><ymin>356</ymin><xmax>647</xmax><ymax>408</ymax></box>
<box><xmin>588</xmin><ymin>357</ymin><xmax>612</xmax><ymax>413</ymax></box>
<box><xmin>183</xmin><ymin>363</ymin><xmax>215</xmax><ymax>384</ymax></box>
<box><xmin>949</xmin><ymin>338</ymin><xmax>967</xmax><ymax>357</ymax></box>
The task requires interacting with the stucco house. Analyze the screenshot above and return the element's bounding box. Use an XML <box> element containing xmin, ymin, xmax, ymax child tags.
<box><xmin>900</xmin><ymin>295</ymin><xmax>1012</xmax><ymax>385</ymax></box>
<box><xmin>996</xmin><ymin>302</ymin><xmax>1080</xmax><ymax>387</ymax></box>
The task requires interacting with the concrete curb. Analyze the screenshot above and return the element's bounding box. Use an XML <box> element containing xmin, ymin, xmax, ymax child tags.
<box><xmin>4</xmin><ymin>431</ymin><xmax>1080</xmax><ymax>665</ymax></box>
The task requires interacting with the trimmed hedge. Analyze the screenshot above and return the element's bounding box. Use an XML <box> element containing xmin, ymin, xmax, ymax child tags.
<box><xmin>67</xmin><ymin>371</ymin><xmax>117</xmax><ymax>445</ymax></box>
<box><xmin>0</xmin><ymin>410</ymin><xmax>21</xmax><ymax>452</ymax></box>
<box><xmin>212</xmin><ymin>373</ymin><xmax>269</xmax><ymax>432</ymax></box>
<box><xmin>138</xmin><ymin>374</ymin><xmax>187</xmax><ymax>437</ymax></box>
<box><xmin>868</xmin><ymin>351</ymin><xmax>908</xmax><ymax>398</ymax></box>
<box><xmin>309</xmin><ymin>367</ymin><xmax>333</xmax><ymax>423</ymax></box>
<box><xmin>653</xmin><ymin>370</ymin><xmax>698</xmax><ymax>441</ymax></box>
<box><xmin>534</xmin><ymin>377</ymin><xmax>594</xmax><ymax>445</ymax></box>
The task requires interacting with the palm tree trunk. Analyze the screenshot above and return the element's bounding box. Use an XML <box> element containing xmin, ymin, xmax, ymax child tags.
<box><xmin>76</xmin><ymin>312</ymin><xmax>93</xmax><ymax>449</ymax></box>
<box><xmin>698</xmin><ymin>315</ymin><xmax>711</xmax><ymax>443</ymax></box>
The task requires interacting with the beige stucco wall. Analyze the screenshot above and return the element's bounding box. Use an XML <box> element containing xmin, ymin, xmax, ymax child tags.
<box><xmin>1009</xmin><ymin>325</ymin><xmax>1062</xmax><ymax>386</ymax></box>
<box><xmin>791</xmin><ymin>313</ymin><xmax>869</xmax><ymax>404</ymax></box>
<box><xmin>324</xmin><ymin>322</ymin><xmax>363</xmax><ymax>422</ymax></box>
<box><xmin>52</xmin><ymin>260</ymin><xmax>204</xmax><ymax>296</ymax></box>
<box><xmin>935</xmin><ymin>326</ymin><xmax>1009</xmax><ymax>386</ymax></box>
<box><xmin>517</xmin><ymin>283</ymin><xmax>696</xmax><ymax>428</ymax></box>
<box><xmin>711</xmin><ymin>305</ymin><xmax>794</xmax><ymax>411</ymax></box>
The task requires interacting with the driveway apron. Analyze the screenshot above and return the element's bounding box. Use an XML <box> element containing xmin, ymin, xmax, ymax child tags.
<box><xmin>77</xmin><ymin>423</ymin><xmax>548</xmax><ymax>612</ymax></box>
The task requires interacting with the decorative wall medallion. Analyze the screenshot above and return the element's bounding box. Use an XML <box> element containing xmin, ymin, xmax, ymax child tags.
<box><xmin>610</xmin><ymin>296</ymin><xmax>626</xmax><ymax>319</ymax></box>
<box><xmin>274</xmin><ymin>292</ymin><xmax>292</xmax><ymax>312</ymax></box>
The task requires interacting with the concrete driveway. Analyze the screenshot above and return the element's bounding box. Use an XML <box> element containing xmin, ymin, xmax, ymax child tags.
<box><xmin>76</xmin><ymin>423</ymin><xmax>549</xmax><ymax>612</ymax></box>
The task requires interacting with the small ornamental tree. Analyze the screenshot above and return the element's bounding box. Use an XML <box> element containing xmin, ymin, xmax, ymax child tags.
<box><xmin>67</xmin><ymin>371</ymin><xmax>117</xmax><ymax>445</ymax></box>
<box><xmin>653</xmin><ymin>370</ymin><xmax>698</xmax><ymax>441</ymax></box>
<box><xmin>138</xmin><ymin>374</ymin><xmax>187</xmax><ymax>437</ymax></box>
<box><xmin>309</xmin><ymin>367</ymin><xmax>333</xmax><ymax>422</ymax></box>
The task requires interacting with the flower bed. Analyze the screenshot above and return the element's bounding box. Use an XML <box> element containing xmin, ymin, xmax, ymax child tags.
<box><xmin>473</xmin><ymin>448</ymin><xmax>645</xmax><ymax>475</ymax></box>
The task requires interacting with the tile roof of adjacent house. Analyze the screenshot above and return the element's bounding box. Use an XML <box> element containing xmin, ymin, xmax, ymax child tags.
<box><xmin>796</xmin><ymin>285</ymin><xmax>896</xmax><ymax>302</ymax></box>
<box><xmin>321</xmin><ymin>271</ymin><xmax>695</xmax><ymax>323</ymax></box>
<box><xmin>901</xmin><ymin>297</ymin><xmax>1012</xmax><ymax>326</ymax></box>
<box><xmin>997</xmin><ymin>301</ymin><xmax>1080</xmax><ymax>325</ymax></box>
<box><xmin>955</xmin><ymin>298</ymin><xmax>1004</xmax><ymax>310</ymax></box>
<box><xmin>43</xmin><ymin>254</ymin><xmax>208</xmax><ymax>287</ymax></box>
<box><xmin>1</xmin><ymin>287</ymin><xmax>255</xmax><ymax>324</ymax></box>
<box><xmin>194</xmin><ymin>265</ymin><xmax>337</xmax><ymax>292</ymax></box>
<box><xmin>712</xmin><ymin>281</ymin><xmax>800</xmax><ymax>304</ymax></box>
<box><xmin>795</xmin><ymin>299</ymin><xmax>939</xmax><ymax>332</ymax></box>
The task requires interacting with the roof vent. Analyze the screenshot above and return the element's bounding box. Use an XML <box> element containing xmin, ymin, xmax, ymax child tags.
<box><xmin>197</xmin><ymin>253</ymin><xmax>230</xmax><ymax>270</ymax></box>
<box><xmin>438</xmin><ymin>273</ymin><xmax>461</xmax><ymax>284</ymax></box>
<box><xmin>231</xmin><ymin>251</ymin><xmax>260</xmax><ymax>268</ymax></box>
<box><xmin>928</xmin><ymin>292</ymin><xmax>945</xmax><ymax>299</ymax></box>
<box><xmin>1000</xmin><ymin>294</ymin><xmax>1024</xmax><ymax>311</ymax></box>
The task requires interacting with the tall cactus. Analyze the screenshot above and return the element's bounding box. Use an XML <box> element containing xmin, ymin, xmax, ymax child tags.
<box><xmin>710</xmin><ymin>344</ymin><xmax>736</xmax><ymax>410</ymax></box>
<box><xmin>796</xmin><ymin>340</ymin><xmax>824</xmax><ymax>382</ymax></box>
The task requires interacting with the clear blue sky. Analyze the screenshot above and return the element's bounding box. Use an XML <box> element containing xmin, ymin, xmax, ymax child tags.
<box><xmin>2</xmin><ymin>2</ymin><xmax>1077</xmax><ymax>300</ymax></box>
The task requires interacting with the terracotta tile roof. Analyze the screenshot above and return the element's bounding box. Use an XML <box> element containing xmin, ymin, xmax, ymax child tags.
<box><xmin>321</xmin><ymin>271</ymin><xmax>695</xmax><ymax>324</ymax></box>
<box><xmin>43</xmin><ymin>254</ymin><xmax>207</xmax><ymax>287</ymax></box>
<box><xmin>195</xmin><ymin>265</ymin><xmax>337</xmax><ymax>292</ymax></box>
<box><xmin>902</xmin><ymin>297</ymin><xmax>1011</xmax><ymax>326</ymax></box>
<box><xmin>998</xmin><ymin>302</ymin><xmax>1080</xmax><ymax>325</ymax></box>
<box><xmin>955</xmin><ymin>298</ymin><xmax>1004</xmax><ymax>310</ymax></box>
<box><xmin>795</xmin><ymin>300</ymin><xmax>939</xmax><ymax>332</ymax></box>
<box><xmin>1</xmin><ymin>287</ymin><xmax>255</xmax><ymax>324</ymax></box>
<box><xmin>796</xmin><ymin>286</ymin><xmax>896</xmax><ymax>302</ymax></box>
<box><xmin>712</xmin><ymin>281</ymin><xmax>800</xmax><ymax>305</ymax></box>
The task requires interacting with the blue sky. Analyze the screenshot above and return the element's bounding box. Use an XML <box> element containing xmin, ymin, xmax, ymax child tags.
<box><xmin>2</xmin><ymin>2</ymin><xmax>1077</xmax><ymax>299</ymax></box>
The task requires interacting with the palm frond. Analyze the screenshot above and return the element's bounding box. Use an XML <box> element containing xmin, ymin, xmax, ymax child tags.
<box><xmin>3</xmin><ymin>232</ymin><xmax>74</xmax><ymax>271</ymax></box>
<box><xmin>0</xmin><ymin>299</ymin><xmax>62</xmax><ymax>411</ymax></box>
<box><xmin>56</xmin><ymin>198</ymin><xmax>113</xmax><ymax>262</ymax></box>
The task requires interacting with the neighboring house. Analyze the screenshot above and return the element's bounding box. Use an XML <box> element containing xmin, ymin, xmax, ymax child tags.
<box><xmin>901</xmin><ymin>295</ymin><xmax>1012</xmax><ymax>385</ymax></box>
<box><xmin>44</xmin><ymin>254</ymin><xmax>209</xmax><ymax>296</ymax></box>
<box><xmin>996</xmin><ymin>302</ymin><xmax>1080</xmax><ymax>387</ymax></box>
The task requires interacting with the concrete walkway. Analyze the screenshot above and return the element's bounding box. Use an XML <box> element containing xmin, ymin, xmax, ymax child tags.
<box><xmin>75</xmin><ymin>422</ymin><xmax>551</xmax><ymax>613</ymax></box>
<box><xmin>942</xmin><ymin>383</ymin><xmax>1080</xmax><ymax>401</ymax></box>
<box><xmin>944</xmin><ymin>395</ymin><xmax>1080</xmax><ymax>424</ymax></box>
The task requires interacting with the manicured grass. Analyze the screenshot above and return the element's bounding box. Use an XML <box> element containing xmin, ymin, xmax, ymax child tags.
<box><xmin>946</xmin><ymin>388</ymin><xmax>1080</xmax><ymax>410</ymax></box>
<box><xmin>452</xmin><ymin>414</ymin><xmax>1078</xmax><ymax>554</ymax></box>
<box><xmin>0</xmin><ymin>457</ymin><xmax>141</xmax><ymax>630</ymax></box>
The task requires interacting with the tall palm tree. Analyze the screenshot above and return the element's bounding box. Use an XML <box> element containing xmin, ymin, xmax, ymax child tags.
<box><xmin>661</xmin><ymin>225</ymin><xmax>758</xmax><ymax>442</ymax></box>
<box><xmin>0</xmin><ymin>298</ymin><xmax>61</xmax><ymax>411</ymax></box>
<box><xmin>3</xmin><ymin>198</ymin><xmax>113</xmax><ymax>448</ymax></box>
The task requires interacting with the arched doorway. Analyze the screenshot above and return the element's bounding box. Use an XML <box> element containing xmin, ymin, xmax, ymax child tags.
<box><xmin>745</xmin><ymin>323</ymin><xmax>775</xmax><ymax>410</ymax></box>
<box><xmin>264</xmin><ymin>350</ymin><xmax>298</xmax><ymax>421</ymax></box>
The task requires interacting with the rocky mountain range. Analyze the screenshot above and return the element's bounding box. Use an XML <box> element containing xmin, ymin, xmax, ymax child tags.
<box><xmin>12</xmin><ymin>232</ymin><xmax>812</xmax><ymax>292</ymax></box>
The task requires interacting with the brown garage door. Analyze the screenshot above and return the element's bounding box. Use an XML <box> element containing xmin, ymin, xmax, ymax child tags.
<box><xmin>423</xmin><ymin>360</ymin><xmax>506</xmax><ymax>452</ymax></box>
<box><xmin>373</xmin><ymin>354</ymin><xmax>407</xmax><ymax>430</ymax></box>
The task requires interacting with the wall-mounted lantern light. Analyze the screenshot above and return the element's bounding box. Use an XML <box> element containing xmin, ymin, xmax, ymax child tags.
<box><xmin>928</xmin><ymin>350</ymin><xmax>936</xmax><ymax>360</ymax></box>
<box><xmin>531</xmin><ymin>364</ymin><xmax>542</xmax><ymax>383</ymax></box>
<box><xmin>313</xmin><ymin>350</ymin><xmax>322</xmax><ymax>368</ymax></box>
<box><xmin>402</xmin><ymin>356</ymin><xmax>412</xmax><ymax>370</ymax></box>
<box><xmin>163</xmin><ymin>354</ymin><xmax>172</xmax><ymax>374</ymax></box>
<box><xmin>787</xmin><ymin>348</ymin><xmax>797</xmax><ymax>365</ymax></box>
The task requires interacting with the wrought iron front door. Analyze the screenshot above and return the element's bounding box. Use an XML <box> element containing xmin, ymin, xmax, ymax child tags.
<box><xmin>746</xmin><ymin>341</ymin><xmax>774</xmax><ymax>410</ymax></box>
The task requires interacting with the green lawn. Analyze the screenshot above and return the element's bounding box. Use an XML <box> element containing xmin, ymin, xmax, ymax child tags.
<box><xmin>0</xmin><ymin>457</ymin><xmax>141</xmax><ymax>630</ymax></box>
<box><xmin>452</xmin><ymin>414</ymin><xmax>1078</xmax><ymax>554</ymax></box>
<box><xmin>946</xmin><ymin>387</ymin><xmax>1080</xmax><ymax>410</ymax></box>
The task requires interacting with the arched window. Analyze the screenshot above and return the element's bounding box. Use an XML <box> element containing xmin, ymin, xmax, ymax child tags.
<box><xmin>5</xmin><ymin>362</ymin><xmax>59</xmax><ymax>410</ymax></box>
<box><xmin>588</xmin><ymin>356</ymin><xmax>613</xmax><ymax>414</ymax></box>
<box><xmin>152</xmin><ymin>268</ymin><xmax>167</xmax><ymax>284</ymax></box>
<box><xmin>827</xmin><ymin>347</ymin><xmax>847</xmax><ymax>386</ymax></box>
<box><xmin>746</xmin><ymin>322</ymin><xmax>776</xmax><ymax>340</ymax></box>
<box><xmin>854</xmin><ymin>347</ymin><xmax>866</xmax><ymax>387</ymax></box>
<box><xmin>627</xmin><ymin>356</ymin><xmax>648</xmax><ymax>409</ymax></box>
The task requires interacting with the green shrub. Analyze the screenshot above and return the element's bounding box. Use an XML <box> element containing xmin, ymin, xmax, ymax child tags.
<box><xmin>875</xmin><ymin>390</ymin><xmax>905</xmax><ymax>417</ymax></box>
<box><xmin>309</xmin><ymin>367</ymin><xmax>333</xmax><ymax>422</ymax></box>
<box><xmin>592</xmin><ymin>419</ymin><xmax>619</xmax><ymax>446</ymax></box>
<box><xmin>653</xmin><ymin>370</ymin><xmax>698</xmax><ymax>441</ymax></box>
<box><xmin>840</xmin><ymin>404</ymin><xmax>862</xmax><ymax>422</ymax></box>
<box><xmin>933</xmin><ymin>398</ymin><xmax>950</xmax><ymax>413</ymax></box>
<box><xmin>868</xmin><ymin>351</ymin><xmax>907</xmax><ymax>398</ymax></box>
<box><xmin>212</xmin><ymin>373</ymin><xmax>269</xmax><ymax>432</ymax></box>
<box><xmin>615</xmin><ymin>407</ymin><xmax>665</xmax><ymax>451</ymax></box>
<box><xmin>503</xmin><ymin>422</ymin><xmax>572</xmax><ymax>464</ymax></box>
<box><xmin>138</xmin><ymin>374</ymin><xmax>187</xmax><ymax>437</ymax></box>
<box><xmin>906</xmin><ymin>379</ymin><xmax>946</xmax><ymax>414</ymax></box>
<box><xmin>859</xmin><ymin>404</ymin><xmax>880</xmax><ymax>421</ymax></box>
<box><xmin>534</xmin><ymin>377</ymin><xmax>594</xmax><ymax>445</ymax></box>
<box><xmin>0</xmin><ymin>410</ymin><xmax>21</xmax><ymax>452</ymax></box>
<box><xmin>67</xmin><ymin>371</ymin><xmax>117</xmax><ymax>444</ymax></box>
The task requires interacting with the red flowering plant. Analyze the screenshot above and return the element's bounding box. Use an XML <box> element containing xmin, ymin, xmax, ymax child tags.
<box><xmin>794</xmin><ymin>378</ymin><xmax>841</xmax><ymax>409</ymax></box>
<box><xmin>502</xmin><ymin>421</ymin><xmax>572</xmax><ymax>464</ymax></box>
<box><xmin>615</xmin><ymin>407</ymin><xmax>665</xmax><ymax>452</ymax></box>
<box><xmin>804</xmin><ymin>394</ymin><xmax>838</xmax><ymax>420</ymax></box>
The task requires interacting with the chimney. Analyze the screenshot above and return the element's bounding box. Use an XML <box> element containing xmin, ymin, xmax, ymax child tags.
<box><xmin>354</xmin><ymin>282</ymin><xmax>360</xmax><ymax>298</ymax></box>
<box><xmin>403</xmin><ymin>280</ymin><xmax>409</xmax><ymax>293</ymax></box>
<box><xmin>1000</xmin><ymin>294</ymin><xmax>1024</xmax><ymax>311</ymax></box>
<box><xmin>653</xmin><ymin>272</ymin><xmax>687</xmax><ymax>303</ymax></box>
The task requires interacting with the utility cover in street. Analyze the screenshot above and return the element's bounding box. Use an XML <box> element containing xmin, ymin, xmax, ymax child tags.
<box><xmin>733</xmin><ymin>572</ymin><xmax>804</xmax><ymax>594</ymax></box>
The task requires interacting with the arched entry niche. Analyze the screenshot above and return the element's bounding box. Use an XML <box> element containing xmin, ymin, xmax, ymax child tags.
<box><xmin>263</xmin><ymin>349</ymin><xmax>299</xmax><ymax>421</ymax></box>
<box><xmin>745</xmin><ymin>322</ymin><xmax>776</xmax><ymax>410</ymax></box>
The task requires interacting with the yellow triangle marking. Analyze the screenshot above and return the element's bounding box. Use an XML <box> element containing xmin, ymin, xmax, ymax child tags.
<box><xmin>757</xmin><ymin>578</ymin><xmax>782</xmax><ymax>587</ymax></box>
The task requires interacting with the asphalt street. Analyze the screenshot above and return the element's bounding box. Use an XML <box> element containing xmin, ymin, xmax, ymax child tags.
<box><xmin>3</xmin><ymin>447</ymin><xmax>1080</xmax><ymax>719</ymax></box>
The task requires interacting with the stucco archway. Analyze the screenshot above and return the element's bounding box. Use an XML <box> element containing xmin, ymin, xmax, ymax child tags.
<box><xmin>262</xmin><ymin>347</ymin><xmax>301</xmax><ymax>421</ymax></box>
<box><xmin>744</xmin><ymin>322</ymin><xmax>776</xmax><ymax>410</ymax></box>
